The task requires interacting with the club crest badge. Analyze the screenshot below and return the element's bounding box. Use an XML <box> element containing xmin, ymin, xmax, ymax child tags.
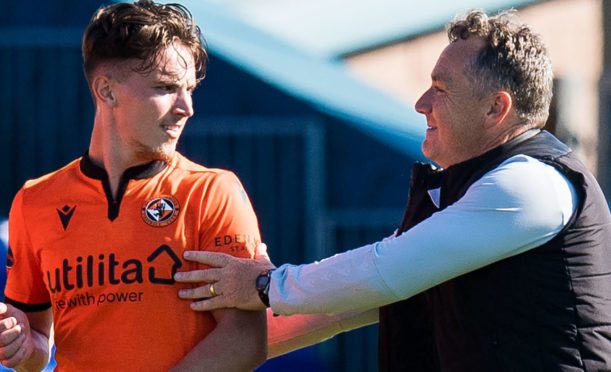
<box><xmin>141</xmin><ymin>196</ymin><xmax>180</xmax><ymax>227</ymax></box>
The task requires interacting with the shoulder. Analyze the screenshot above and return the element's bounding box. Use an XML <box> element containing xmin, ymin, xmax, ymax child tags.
<box><xmin>170</xmin><ymin>153</ymin><xmax>237</xmax><ymax>180</ymax></box>
<box><xmin>464</xmin><ymin>154</ymin><xmax>576</xmax><ymax>225</ymax></box>
<box><xmin>169</xmin><ymin>153</ymin><xmax>246</xmax><ymax>197</ymax></box>
<box><xmin>10</xmin><ymin>158</ymin><xmax>81</xmax><ymax>224</ymax></box>
<box><xmin>21</xmin><ymin>158</ymin><xmax>82</xmax><ymax>197</ymax></box>
<box><xmin>482</xmin><ymin>154</ymin><xmax>574</xmax><ymax>195</ymax></box>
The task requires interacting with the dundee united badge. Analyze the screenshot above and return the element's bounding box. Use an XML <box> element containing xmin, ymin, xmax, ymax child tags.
<box><xmin>141</xmin><ymin>196</ymin><xmax>180</xmax><ymax>227</ymax></box>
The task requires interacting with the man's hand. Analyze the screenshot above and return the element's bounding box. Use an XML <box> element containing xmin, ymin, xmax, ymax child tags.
<box><xmin>0</xmin><ymin>303</ymin><xmax>34</xmax><ymax>368</ymax></box>
<box><xmin>174</xmin><ymin>244</ymin><xmax>275</xmax><ymax>311</ymax></box>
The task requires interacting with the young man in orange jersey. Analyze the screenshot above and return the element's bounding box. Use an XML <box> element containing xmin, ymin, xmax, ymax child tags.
<box><xmin>0</xmin><ymin>1</ymin><xmax>266</xmax><ymax>371</ymax></box>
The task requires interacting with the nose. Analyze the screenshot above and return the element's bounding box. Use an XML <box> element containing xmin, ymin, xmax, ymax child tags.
<box><xmin>174</xmin><ymin>88</ymin><xmax>194</xmax><ymax>118</ymax></box>
<box><xmin>415</xmin><ymin>89</ymin><xmax>431</xmax><ymax>115</ymax></box>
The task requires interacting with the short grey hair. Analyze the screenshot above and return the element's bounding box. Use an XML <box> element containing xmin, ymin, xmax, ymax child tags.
<box><xmin>447</xmin><ymin>9</ymin><xmax>553</xmax><ymax>128</ymax></box>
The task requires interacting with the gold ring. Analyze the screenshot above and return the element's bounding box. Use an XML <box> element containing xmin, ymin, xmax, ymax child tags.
<box><xmin>209</xmin><ymin>283</ymin><xmax>217</xmax><ymax>297</ymax></box>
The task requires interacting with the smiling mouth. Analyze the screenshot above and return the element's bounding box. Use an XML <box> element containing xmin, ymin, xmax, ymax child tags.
<box><xmin>162</xmin><ymin>124</ymin><xmax>183</xmax><ymax>139</ymax></box>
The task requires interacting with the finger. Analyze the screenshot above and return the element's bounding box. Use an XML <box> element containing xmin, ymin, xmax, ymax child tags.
<box><xmin>0</xmin><ymin>303</ymin><xmax>7</xmax><ymax>316</ymax></box>
<box><xmin>182</xmin><ymin>251</ymin><xmax>233</xmax><ymax>267</ymax></box>
<box><xmin>0</xmin><ymin>323</ymin><xmax>22</xmax><ymax>346</ymax></box>
<box><xmin>0</xmin><ymin>318</ymin><xmax>17</xmax><ymax>333</ymax></box>
<box><xmin>174</xmin><ymin>268</ymin><xmax>221</xmax><ymax>283</ymax></box>
<box><xmin>178</xmin><ymin>284</ymin><xmax>216</xmax><ymax>300</ymax></box>
<box><xmin>189</xmin><ymin>296</ymin><xmax>231</xmax><ymax>312</ymax></box>
<box><xmin>1</xmin><ymin>333</ymin><xmax>28</xmax><ymax>368</ymax></box>
<box><xmin>0</xmin><ymin>332</ymin><xmax>24</xmax><ymax>362</ymax></box>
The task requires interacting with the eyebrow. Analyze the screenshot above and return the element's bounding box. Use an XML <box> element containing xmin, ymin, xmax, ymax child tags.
<box><xmin>431</xmin><ymin>71</ymin><xmax>455</xmax><ymax>90</ymax></box>
<box><xmin>157</xmin><ymin>73</ymin><xmax>198</xmax><ymax>89</ymax></box>
<box><xmin>432</xmin><ymin>72</ymin><xmax>451</xmax><ymax>84</ymax></box>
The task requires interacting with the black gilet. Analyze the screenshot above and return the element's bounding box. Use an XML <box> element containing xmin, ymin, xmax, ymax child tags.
<box><xmin>378</xmin><ymin>130</ymin><xmax>611</xmax><ymax>371</ymax></box>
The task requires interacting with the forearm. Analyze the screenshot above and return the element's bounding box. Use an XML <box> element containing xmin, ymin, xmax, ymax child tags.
<box><xmin>170</xmin><ymin>309</ymin><xmax>266</xmax><ymax>372</ymax></box>
<box><xmin>269</xmin><ymin>247</ymin><xmax>400</xmax><ymax>315</ymax></box>
<box><xmin>268</xmin><ymin>308</ymin><xmax>378</xmax><ymax>358</ymax></box>
<box><xmin>269</xmin><ymin>219</ymin><xmax>553</xmax><ymax>316</ymax></box>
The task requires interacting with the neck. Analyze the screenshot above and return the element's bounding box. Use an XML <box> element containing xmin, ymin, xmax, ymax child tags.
<box><xmin>480</xmin><ymin>120</ymin><xmax>532</xmax><ymax>157</ymax></box>
<box><xmin>88</xmin><ymin>116</ymin><xmax>143</xmax><ymax>199</ymax></box>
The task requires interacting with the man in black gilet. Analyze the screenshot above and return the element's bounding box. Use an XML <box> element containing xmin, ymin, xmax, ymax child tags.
<box><xmin>174</xmin><ymin>9</ymin><xmax>611</xmax><ymax>371</ymax></box>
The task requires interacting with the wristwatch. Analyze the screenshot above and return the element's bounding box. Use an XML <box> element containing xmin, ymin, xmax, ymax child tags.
<box><xmin>255</xmin><ymin>269</ymin><xmax>274</xmax><ymax>307</ymax></box>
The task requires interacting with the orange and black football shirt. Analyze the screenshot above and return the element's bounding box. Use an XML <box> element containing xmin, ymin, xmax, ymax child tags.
<box><xmin>5</xmin><ymin>152</ymin><xmax>261</xmax><ymax>371</ymax></box>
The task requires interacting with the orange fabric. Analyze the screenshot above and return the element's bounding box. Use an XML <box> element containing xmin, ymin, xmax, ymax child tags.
<box><xmin>5</xmin><ymin>153</ymin><xmax>261</xmax><ymax>371</ymax></box>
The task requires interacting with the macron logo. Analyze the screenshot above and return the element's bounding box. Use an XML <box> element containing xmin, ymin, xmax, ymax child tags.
<box><xmin>57</xmin><ymin>205</ymin><xmax>77</xmax><ymax>230</ymax></box>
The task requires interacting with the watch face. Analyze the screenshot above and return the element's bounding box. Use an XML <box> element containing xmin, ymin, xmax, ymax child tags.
<box><xmin>256</xmin><ymin>273</ymin><xmax>269</xmax><ymax>290</ymax></box>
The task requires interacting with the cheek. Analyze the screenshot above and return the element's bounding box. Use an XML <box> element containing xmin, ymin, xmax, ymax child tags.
<box><xmin>149</xmin><ymin>97</ymin><xmax>175</xmax><ymax>115</ymax></box>
<box><xmin>432</xmin><ymin>95</ymin><xmax>452</xmax><ymax>117</ymax></box>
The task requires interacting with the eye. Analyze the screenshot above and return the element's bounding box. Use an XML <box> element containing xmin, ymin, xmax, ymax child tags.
<box><xmin>157</xmin><ymin>85</ymin><xmax>176</xmax><ymax>92</ymax></box>
<box><xmin>433</xmin><ymin>86</ymin><xmax>445</xmax><ymax>93</ymax></box>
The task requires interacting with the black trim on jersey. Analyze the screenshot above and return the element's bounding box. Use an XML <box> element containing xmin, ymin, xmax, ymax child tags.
<box><xmin>79</xmin><ymin>152</ymin><xmax>168</xmax><ymax>221</ymax></box>
<box><xmin>4</xmin><ymin>296</ymin><xmax>52</xmax><ymax>312</ymax></box>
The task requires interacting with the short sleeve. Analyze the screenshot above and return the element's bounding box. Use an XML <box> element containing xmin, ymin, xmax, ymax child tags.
<box><xmin>199</xmin><ymin>171</ymin><xmax>261</xmax><ymax>259</ymax></box>
<box><xmin>4</xmin><ymin>188</ymin><xmax>51</xmax><ymax>308</ymax></box>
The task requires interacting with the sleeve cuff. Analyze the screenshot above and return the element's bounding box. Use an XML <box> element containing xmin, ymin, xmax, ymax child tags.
<box><xmin>4</xmin><ymin>296</ymin><xmax>51</xmax><ymax>312</ymax></box>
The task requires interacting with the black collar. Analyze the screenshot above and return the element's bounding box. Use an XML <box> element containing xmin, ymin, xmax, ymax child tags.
<box><xmin>79</xmin><ymin>151</ymin><xmax>168</xmax><ymax>181</ymax></box>
<box><xmin>79</xmin><ymin>151</ymin><xmax>170</xmax><ymax>221</ymax></box>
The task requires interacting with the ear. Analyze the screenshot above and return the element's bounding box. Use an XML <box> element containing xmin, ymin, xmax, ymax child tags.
<box><xmin>483</xmin><ymin>91</ymin><xmax>512</xmax><ymax>129</ymax></box>
<box><xmin>91</xmin><ymin>75</ymin><xmax>117</xmax><ymax>108</ymax></box>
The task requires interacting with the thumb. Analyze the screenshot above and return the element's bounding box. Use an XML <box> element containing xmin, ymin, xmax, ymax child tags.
<box><xmin>254</xmin><ymin>243</ymin><xmax>270</xmax><ymax>262</ymax></box>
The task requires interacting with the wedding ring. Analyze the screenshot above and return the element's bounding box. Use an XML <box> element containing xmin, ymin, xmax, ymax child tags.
<box><xmin>209</xmin><ymin>283</ymin><xmax>217</xmax><ymax>297</ymax></box>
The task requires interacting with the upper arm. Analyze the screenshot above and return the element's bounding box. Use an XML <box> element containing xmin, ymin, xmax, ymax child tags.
<box><xmin>210</xmin><ymin>307</ymin><xmax>267</xmax><ymax>356</ymax></box>
<box><xmin>200</xmin><ymin>172</ymin><xmax>261</xmax><ymax>258</ymax></box>
<box><xmin>200</xmin><ymin>171</ymin><xmax>265</xmax><ymax>332</ymax></box>
<box><xmin>376</xmin><ymin>155</ymin><xmax>576</xmax><ymax>298</ymax></box>
<box><xmin>5</xmin><ymin>188</ymin><xmax>51</xmax><ymax>307</ymax></box>
<box><xmin>170</xmin><ymin>307</ymin><xmax>267</xmax><ymax>371</ymax></box>
<box><xmin>211</xmin><ymin>307</ymin><xmax>266</xmax><ymax>335</ymax></box>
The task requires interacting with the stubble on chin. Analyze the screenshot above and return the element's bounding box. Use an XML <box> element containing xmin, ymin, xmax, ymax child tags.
<box><xmin>131</xmin><ymin>139</ymin><xmax>177</xmax><ymax>163</ymax></box>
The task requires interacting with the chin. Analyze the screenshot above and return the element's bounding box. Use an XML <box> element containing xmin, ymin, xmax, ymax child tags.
<box><xmin>134</xmin><ymin>143</ymin><xmax>176</xmax><ymax>163</ymax></box>
<box><xmin>421</xmin><ymin>142</ymin><xmax>434</xmax><ymax>161</ymax></box>
<box><xmin>154</xmin><ymin>152</ymin><xmax>173</xmax><ymax>162</ymax></box>
<box><xmin>155</xmin><ymin>147</ymin><xmax>175</xmax><ymax>162</ymax></box>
